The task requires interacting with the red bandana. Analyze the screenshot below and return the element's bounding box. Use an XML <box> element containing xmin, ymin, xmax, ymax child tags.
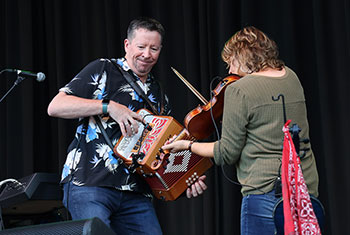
<box><xmin>281</xmin><ymin>120</ymin><xmax>321</xmax><ymax>235</ymax></box>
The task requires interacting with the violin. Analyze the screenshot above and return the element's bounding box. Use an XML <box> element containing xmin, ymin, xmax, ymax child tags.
<box><xmin>171</xmin><ymin>67</ymin><xmax>241</xmax><ymax>140</ymax></box>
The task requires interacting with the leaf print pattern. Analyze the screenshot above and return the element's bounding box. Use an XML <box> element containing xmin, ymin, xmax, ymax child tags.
<box><xmin>90</xmin><ymin>155</ymin><xmax>102</xmax><ymax>169</ymax></box>
<box><xmin>92</xmin><ymin>71</ymin><xmax>107</xmax><ymax>100</ymax></box>
<box><xmin>118</xmin><ymin>84</ymin><xmax>141</xmax><ymax>101</ymax></box>
<box><xmin>59</xmin><ymin>86</ymin><xmax>73</xmax><ymax>94</ymax></box>
<box><xmin>61</xmin><ymin>148</ymin><xmax>82</xmax><ymax>181</ymax></box>
<box><xmin>148</xmin><ymin>93</ymin><xmax>156</xmax><ymax>103</ymax></box>
<box><xmin>95</xmin><ymin>143</ymin><xmax>119</xmax><ymax>172</ymax></box>
<box><xmin>128</xmin><ymin>104</ymin><xmax>135</xmax><ymax>111</ymax></box>
<box><xmin>133</xmin><ymin>91</ymin><xmax>143</xmax><ymax>102</ymax></box>
<box><xmin>136</xmin><ymin>80</ymin><xmax>150</xmax><ymax>94</ymax></box>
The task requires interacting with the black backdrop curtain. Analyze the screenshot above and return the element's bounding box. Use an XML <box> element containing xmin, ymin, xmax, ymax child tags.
<box><xmin>1</xmin><ymin>0</ymin><xmax>349</xmax><ymax>234</ymax></box>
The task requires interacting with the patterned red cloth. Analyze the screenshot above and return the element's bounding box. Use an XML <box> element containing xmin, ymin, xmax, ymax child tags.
<box><xmin>281</xmin><ymin>120</ymin><xmax>321</xmax><ymax>235</ymax></box>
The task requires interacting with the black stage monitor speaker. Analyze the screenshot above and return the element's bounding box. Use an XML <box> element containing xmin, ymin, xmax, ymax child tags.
<box><xmin>0</xmin><ymin>173</ymin><xmax>63</xmax><ymax>215</ymax></box>
<box><xmin>0</xmin><ymin>217</ymin><xmax>116</xmax><ymax>235</ymax></box>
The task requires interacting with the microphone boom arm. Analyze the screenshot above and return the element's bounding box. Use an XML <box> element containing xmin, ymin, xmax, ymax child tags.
<box><xmin>0</xmin><ymin>69</ymin><xmax>30</xmax><ymax>103</ymax></box>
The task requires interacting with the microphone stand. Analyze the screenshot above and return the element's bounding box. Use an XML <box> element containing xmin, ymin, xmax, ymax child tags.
<box><xmin>0</xmin><ymin>69</ymin><xmax>26</xmax><ymax>103</ymax></box>
<box><xmin>0</xmin><ymin>69</ymin><xmax>24</xmax><ymax>230</ymax></box>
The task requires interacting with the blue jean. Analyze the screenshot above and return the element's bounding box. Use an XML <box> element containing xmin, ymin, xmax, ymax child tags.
<box><xmin>241</xmin><ymin>190</ymin><xmax>280</xmax><ymax>235</ymax></box>
<box><xmin>62</xmin><ymin>182</ymin><xmax>162</xmax><ymax>235</ymax></box>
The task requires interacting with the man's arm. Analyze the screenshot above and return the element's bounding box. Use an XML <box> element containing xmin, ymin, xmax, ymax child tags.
<box><xmin>47</xmin><ymin>91</ymin><xmax>143</xmax><ymax>137</ymax></box>
<box><xmin>47</xmin><ymin>91</ymin><xmax>104</xmax><ymax>119</ymax></box>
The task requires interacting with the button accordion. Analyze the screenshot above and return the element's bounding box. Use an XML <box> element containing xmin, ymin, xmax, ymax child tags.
<box><xmin>114</xmin><ymin>109</ymin><xmax>212</xmax><ymax>201</ymax></box>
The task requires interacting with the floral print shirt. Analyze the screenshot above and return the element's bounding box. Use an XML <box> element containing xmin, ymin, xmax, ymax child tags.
<box><xmin>59</xmin><ymin>58</ymin><xmax>170</xmax><ymax>194</ymax></box>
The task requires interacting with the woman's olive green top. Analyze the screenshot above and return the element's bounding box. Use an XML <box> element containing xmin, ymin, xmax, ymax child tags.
<box><xmin>213</xmin><ymin>67</ymin><xmax>319</xmax><ymax>197</ymax></box>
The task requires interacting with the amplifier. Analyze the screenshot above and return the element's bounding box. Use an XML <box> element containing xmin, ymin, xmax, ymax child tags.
<box><xmin>0</xmin><ymin>217</ymin><xmax>115</xmax><ymax>235</ymax></box>
<box><xmin>0</xmin><ymin>173</ymin><xmax>63</xmax><ymax>215</ymax></box>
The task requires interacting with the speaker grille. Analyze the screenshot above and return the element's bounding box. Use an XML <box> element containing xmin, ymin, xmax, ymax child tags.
<box><xmin>0</xmin><ymin>217</ymin><xmax>115</xmax><ymax>235</ymax></box>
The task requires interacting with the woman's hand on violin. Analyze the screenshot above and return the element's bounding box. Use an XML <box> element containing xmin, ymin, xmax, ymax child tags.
<box><xmin>162</xmin><ymin>140</ymin><xmax>191</xmax><ymax>153</ymax></box>
<box><xmin>186</xmin><ymin>175</ymin><xmax>207</xmax><ymax>198</ymax></box>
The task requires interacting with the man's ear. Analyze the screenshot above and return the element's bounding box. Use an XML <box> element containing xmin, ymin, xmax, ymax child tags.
<box><xmin>124</xmin><ymin>39</ymin><xmax>130</xmax><ymax>52</ymax></box>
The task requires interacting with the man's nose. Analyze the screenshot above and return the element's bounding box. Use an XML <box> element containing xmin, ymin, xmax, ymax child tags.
<box><xmin>143</xmin><ymin>48</ymin><xmax>151</xmax><ymax>58</ymax></box>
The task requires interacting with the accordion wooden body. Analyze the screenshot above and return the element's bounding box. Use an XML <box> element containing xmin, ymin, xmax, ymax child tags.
<box><xmin>144</xmin><ymin>148</ymin><xmax>212</xmax><ymax>201</ymax></box>
<box><xmin>114</xmin><ymin>109</ymin><xmax>213</xmax><ymax>201</ymax></box>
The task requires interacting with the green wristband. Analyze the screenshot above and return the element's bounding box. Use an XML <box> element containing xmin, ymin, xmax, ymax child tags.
<box><xmin>102</xmin><ymin>99</ymin><xmax>110</xmax><ymax>115</ymax></box>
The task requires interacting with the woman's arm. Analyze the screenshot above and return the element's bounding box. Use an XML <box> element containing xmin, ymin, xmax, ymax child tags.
<box><xmin>162</xmin><ymin>140</ymin><xmax>215</xmax><ymax>158</ymax></box>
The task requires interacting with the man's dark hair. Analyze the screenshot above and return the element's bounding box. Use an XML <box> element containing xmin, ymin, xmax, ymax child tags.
<box><xmin>127</xmin><ymin>17</ymin><xmax>165</xmax><ymax>43</ymax></box>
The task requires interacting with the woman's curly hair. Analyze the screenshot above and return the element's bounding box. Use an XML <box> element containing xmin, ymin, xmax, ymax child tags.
<box><xmin>221</xmin><ymin>26</ymin><xmax>284</xmax><ymax>73</ymax></box>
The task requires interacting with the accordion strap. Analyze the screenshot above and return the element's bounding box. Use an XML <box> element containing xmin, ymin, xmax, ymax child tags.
<box><xmin>93</xmin><ymin>116</ymin><xmax>115</xmax><ymax>152</ymax></box>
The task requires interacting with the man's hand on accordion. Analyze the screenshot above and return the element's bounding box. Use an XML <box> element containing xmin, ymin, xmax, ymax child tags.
<box><xmin>162</xmin><ymin>136</ymin><xmax>208</xmax><ymax>198</ymax></box>
<box><xmin>186</xmin><ymin>175</ymin><xmax>207</xmax><ymax>198</ymax></box>
<box><xmin>107</xmin><ymin>101</ymin><xmax>144</xmax><ymax>137</ymax></box>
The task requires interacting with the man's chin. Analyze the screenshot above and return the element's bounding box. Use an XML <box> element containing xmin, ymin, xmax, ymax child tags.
<box><xmin>136</xmin><ymin>66</ymin><xmax>152</xmax><ymax>75</ymax></box>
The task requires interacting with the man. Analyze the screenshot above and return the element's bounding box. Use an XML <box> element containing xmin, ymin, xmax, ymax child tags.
<box><xmin>48</xmin><ymin>17</ymin><xmax>206</xmax><ymax>234</ymax></box>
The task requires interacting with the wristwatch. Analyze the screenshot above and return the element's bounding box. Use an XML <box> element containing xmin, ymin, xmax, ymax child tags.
<box><xmin>102</xmin><ymin>99</ymin><xmax>110</xmax><ymax>116</ymax></box>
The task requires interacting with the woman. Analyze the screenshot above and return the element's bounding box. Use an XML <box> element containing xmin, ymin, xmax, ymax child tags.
<box><xmin>162</xmin><ymin>26</ymin><xmax>320</xmax><ymax>234</ymax></box>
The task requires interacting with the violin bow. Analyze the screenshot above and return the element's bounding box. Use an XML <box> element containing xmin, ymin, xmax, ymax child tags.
<box><xmin>170</xmin><ymin>67</ymin><xmax>208</xmax><ymax>105</ymax></box>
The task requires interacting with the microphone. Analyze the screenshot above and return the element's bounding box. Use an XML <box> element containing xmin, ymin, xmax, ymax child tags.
<box><xmin>4</xmin><ymin>69</ymin><xmax>46</xmax><ymax>82</ymax></box>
